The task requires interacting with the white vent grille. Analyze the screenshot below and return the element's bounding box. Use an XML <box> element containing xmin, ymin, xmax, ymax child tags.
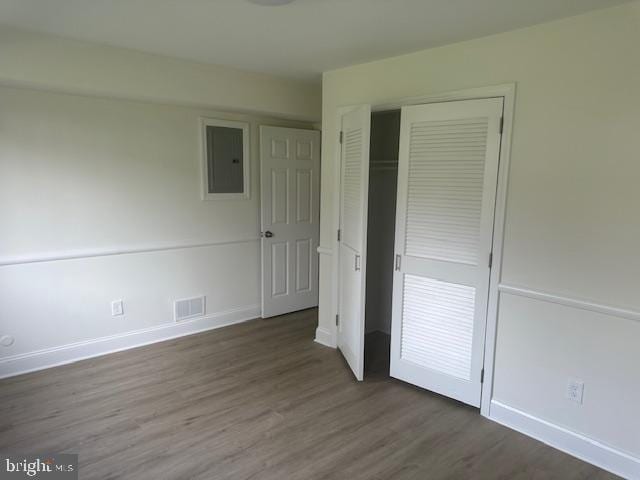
<box><xmin>174</xmin><ymin>296</ymin><xmax>206</xmax><ymax>322</ymax></box>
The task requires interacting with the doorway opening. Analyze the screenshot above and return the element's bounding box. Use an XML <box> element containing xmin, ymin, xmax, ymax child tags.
<box><xmin>364</xmin><ymin>110</ymin><xmax>400</xmax><ymax>379</ymax></box>
<box><xmin>335</xmin><ymin>90</ymin><xmax>513</xmax><ymax>412</ymax></box>
<box><xmin>333</xmin><ymin>85</ymin><xmax>515</xmax><ymax>413</ymax></box>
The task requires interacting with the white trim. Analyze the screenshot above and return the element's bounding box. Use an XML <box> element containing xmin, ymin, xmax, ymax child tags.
<box><xmin>0</xmin><ymin>304</ymin><xmax>261</xmax><ymax>379</ymax></box>
<box><xmin>490</xmin><ymin>400</ymin><xmax>640</xmax><ymax>480</ymax></box>
<box><xmin>480</xmin><ymin>83</ymin><xmax>516</xmax><ymax>416</ymax></box>
<box><xmin>317</xmin><ymin>246</ymin><xmax>333</xmax><ymax>256</ymax></box>
<box><xmin>498</xmin><ymin>284</ymin><xmax>640</xmax><ymax>323</ymax></box>
<box><xmin>0</xmin><ymin>238</ymin><xmax>260</xmax><ymax>267</ymax></box>
<box><xmin>314</xmin><ymin>326</ymin><xmax>335</xmax><ymax>348</ymax></box>
<box><xmin>370</xmin><ymin>84</ymin><xmax>516</xmax><ymax>112</ymax></box>
<box><xmin>200</xmin><ymin>117</ymin><xmax>251</xmax><ymax>201</ymax></box>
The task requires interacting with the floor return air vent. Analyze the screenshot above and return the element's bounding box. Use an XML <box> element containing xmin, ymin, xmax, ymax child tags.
<box><xmin>174</xmin><ymin>296</ymin><xmax>206</xmax><ymax>321</ymax></box>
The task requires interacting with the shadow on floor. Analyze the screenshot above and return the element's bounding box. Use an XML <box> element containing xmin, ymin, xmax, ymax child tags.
<box><xmin>364</xmin><ymin>330</ymin><xmax>391</xmax><ymax>380</ymax></box>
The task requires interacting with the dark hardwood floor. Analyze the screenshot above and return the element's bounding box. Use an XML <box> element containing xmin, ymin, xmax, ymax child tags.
<box><xmin>0</xmin><ymin>309</ymin><xmax>619</xmax><ymax>479</ymax></box>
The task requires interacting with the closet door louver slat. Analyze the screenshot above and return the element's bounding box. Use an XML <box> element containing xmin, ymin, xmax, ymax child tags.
<box><xmin>401</xmin><ymin>275</ymin><xmax>476</xmax><ymax>380</ymax></box>
<box><xmin>405</xmin><ymin>118</ymin><xmax>488</xmax><ymax>266</ymax></box>
<box><xmin>342</xmin><ymin>128</ymin><xmax>364</xmax><ymax>252</ymax></box>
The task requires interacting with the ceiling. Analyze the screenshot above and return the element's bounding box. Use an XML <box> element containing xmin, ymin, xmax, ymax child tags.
<box><xmin>0</xmin><ymin>0</ymin><xmax>630</xmax><ymax>81</ymax></box>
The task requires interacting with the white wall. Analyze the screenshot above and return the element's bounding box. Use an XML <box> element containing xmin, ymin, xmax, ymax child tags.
<box><xmin>0</xmin><ymin>26</ymin><xmax>320</xmax><ymax>122</ymax></box>
<box><xmin>317</xmin><ymin>2</ymin><xmax>640</xmax><ymax>475</ymax></box>
<box><xmin>0</xmin><ymin>29</ymin><xmax>320</xmax><ymax>375</ymax></box>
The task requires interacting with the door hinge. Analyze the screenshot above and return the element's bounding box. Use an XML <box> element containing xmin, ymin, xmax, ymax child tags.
<box><xmin>339</xmin><ymin>131</ymin><xmax>344</xmax><ymax>144</ymax></box>
<box><xmin>481</xmin><ymin>368</ymin><xmax>485</xmax><ymax>384</ymax></box>
<box><xmin>499</xmin><ymin>117</ymin><xmax>504</xmax><ymax>134</ymax></box>
<box><xmin>395</xmin><ymin>254</ymin><xmax>402</xmax><ymax>271</ymax></box>
<box><xmin>488</xmin><ymin>252</ymin><xmax>493</xmax><ymax>269</ymax></box>
<box><xmin>337</xmin><ymin>229</ymin><xmax>341</xmax><ymax>242</ymax></box>
<box><xmin>335</xmin><ymin>314</ymin><xmax>339</xmax><ymax>326</ymax></box>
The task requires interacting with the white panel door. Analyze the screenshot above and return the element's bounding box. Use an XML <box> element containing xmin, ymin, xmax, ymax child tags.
<box><xmin>337</xmin><ymin>105</ymin><xmax>371</xmax><ymax>381</ymax></box>
<box><xmin>260</xmin><ymin>126</ymin><xmax>320</xmax><ymax>318</ymax></box>
<box><xmin>390</xmin><ymin>98</ymin><xmax>503</xmax><ymax>407</ymax></box>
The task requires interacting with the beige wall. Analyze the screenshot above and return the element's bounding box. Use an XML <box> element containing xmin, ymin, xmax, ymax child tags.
<box><xmin>318</xmin><ymin>1</ymin><xmax>640</xmax><ymax>464</ymax></box>
<box><xmin>1</xmin><ymin>86</ymin><xmax>272</xmax><ymax>258</ymax></box>
<box><xmin>0</xmin><ymin>26</ymin><xmax>321</xmax><ymax>122</ymax></box>
<box><xmin>0</xmin><ymin>29</ymin><xmax>320</xmax><ymax>375</ymax></box>
<box><xmin>0</xmin><ymin>85</ymin><xmax>312</xmax><ymax>362</ymax></box>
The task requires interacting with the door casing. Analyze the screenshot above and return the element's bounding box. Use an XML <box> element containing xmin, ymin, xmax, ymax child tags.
<box><xmin>329</xmin><ymin>84</ymin><xmax>516</xmax><ymax>417</ymax></box>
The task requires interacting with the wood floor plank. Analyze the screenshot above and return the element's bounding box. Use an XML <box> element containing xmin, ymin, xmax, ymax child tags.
<box><xmin>0</xmin><ymin>309</ymin><xmax>620</xmax><ymax>479</ymax></box>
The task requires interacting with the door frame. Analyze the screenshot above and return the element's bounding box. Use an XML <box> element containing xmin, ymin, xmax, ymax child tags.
<box><xmin>329</xmin><ymin>83</ymin><xmax>516</xmax><ymax>418</ymax></box>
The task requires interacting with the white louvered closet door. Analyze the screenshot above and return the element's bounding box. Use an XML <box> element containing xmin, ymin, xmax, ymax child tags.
<box><xmin>337</xmin><ymin>105</ymin><xmax>371</xmax><ymax>381</ymax></box>
<box><xmin>390</xmin><ymin>98</ymin><xmax>503</xmax><ymax>407</ymax></box>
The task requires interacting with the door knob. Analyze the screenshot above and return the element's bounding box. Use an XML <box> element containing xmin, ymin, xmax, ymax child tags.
<box><xmin>264</xmin><ymin>231</ymin><xmax>274</xmax><ymax>238</ymax></box>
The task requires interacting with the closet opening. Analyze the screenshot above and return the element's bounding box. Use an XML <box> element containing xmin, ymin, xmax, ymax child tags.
<box><xmin>364</xmin><ymin>109</ymin><xmax>401</xmax><ymax>379</ymax></box>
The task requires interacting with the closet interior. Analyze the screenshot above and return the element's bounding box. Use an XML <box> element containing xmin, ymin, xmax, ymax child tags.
<box><xmin>364</xmin><ymin>110</ymin><xmax>400</xmax><ymax>377</ymax></box>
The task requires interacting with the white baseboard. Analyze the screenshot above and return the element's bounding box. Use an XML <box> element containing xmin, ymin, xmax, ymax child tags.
<box><xmin>490</xmin><ymin>400</ymin><xmax>639</xmax><ymax>480</ymax></box>
<box><xmin>0</xmin><ymin>304</ymin><xmax>261</xmax><ymax>379</ymax></box>
<box><xmin>314</xmin><ymin>326</ymin><xmax>335</xmax><ymax>348</ymax></box>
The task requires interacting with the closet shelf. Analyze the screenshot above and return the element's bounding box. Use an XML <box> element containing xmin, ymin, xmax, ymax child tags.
<box><xmin>371</xmin><ymin>160</ymin><xmax>398</xmax><ymax>171</ymax></box>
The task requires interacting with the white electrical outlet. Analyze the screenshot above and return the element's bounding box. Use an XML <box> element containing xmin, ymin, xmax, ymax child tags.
<box><xmin>111</xmin><ymin>300</ymin><xmax>124</xmax><ymax>316</ymax></box>
<box><xmin>566</xmin><ymin>378</ymin><xmax>584</xmax><ymax>404</ymax></box>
